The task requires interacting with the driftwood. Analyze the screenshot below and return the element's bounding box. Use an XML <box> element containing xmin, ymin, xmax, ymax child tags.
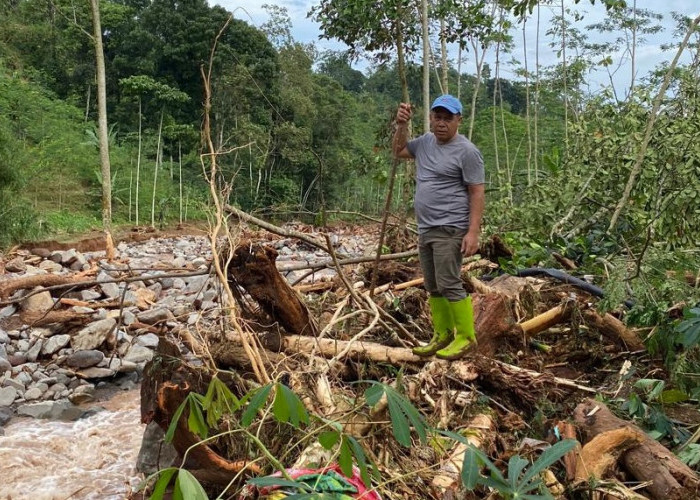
<box><xmin>19</xmin><ymin>309</ymin><xmax>93</xmax><ymax>328</ymax></box>
<box><xmin>552</xmin><ymin>420</ymin><xmax>579</xmax><ymax>481</ymax></box>
<box><xmin>283</xmin><ymin>335</ymin><xmax>425</xmax><ymax>364</ymax></box>
<box><xmin>573</xmin><ymin>398</ymin><xmax>700</xmax><ymax>500</ymax></box>
<box><xmin>575</xmin><ymin>427</ymin><xmax>643</xmax><ymax>481</ymax></box>
<box><xmin>582</xmin><ymin>309</ymin><xmax>644</xmax><ymax>351</ymax></box>
<box><xmin>225</xmin><ymin>242</ymin><xmax>318</xmax><ymax>337</ymax></box>
<box><xmin>278</xmin><ymin>249</ymin><xmax>419</xmax><ymax>272</ymax></box>
<box><xmin>517</xmin><ymin>303</ymin><xmax>572</xmax><ymax>337</ymax></box>
<box><xmin>0</xmin><ymin>272</ymin><xmax>94</xmax><ymax>299</ymax></box>
<box><xmin>0</xmin><ymin>269</ymin><xmax>207</xmax><ymax>306</ymax></box>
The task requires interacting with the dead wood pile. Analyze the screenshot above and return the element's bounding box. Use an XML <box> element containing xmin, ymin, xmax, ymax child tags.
<box><xmin>5</xmin><ymin>223</ymin><xmax>696</xmax><ymax>499</ymax></box>
<box><xmin>135</xmin><ymin>224</ymin><xmax>700</xmax><ymax>500</ymax></box>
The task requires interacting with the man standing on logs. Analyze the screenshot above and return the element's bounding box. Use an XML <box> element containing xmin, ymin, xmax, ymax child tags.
<box><xmin>393</xmin><ymin>95</ymin><xmax>485</xmax><ymax>359</ymax></box>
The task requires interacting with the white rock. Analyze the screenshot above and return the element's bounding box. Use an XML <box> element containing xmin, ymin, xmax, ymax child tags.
<box><xmin>26</xmin><ymin>340</ymin><xmax>43</xmax><ymax>362</ymax></box>
<box><xmin>21</xmin><ymin>290</ymin><xmax>54</xmax><ymax>315</ymax></box>
<box><xmin>39</xmin><ymin>260</ymin><xmax>63</xmax><ymax>273</ymax></box>
<box><xmin>24</xmin><ymin>386</ymin><xmax>43</xmax><ymax>401</ymax></box>
<box><xmin>66</xmin><ymin>349</ymin><xmax>104</xmax><ymax>368</ymax></box>
<box><xmin>0</xmin><ymin>306</ymin><xmax>16</xmax><ymax>318</ymax></box>
<box><xmin>124</xmin><ymin>345</ymin><xmax>154</xmax><ymax>364</ymax></box>
<box><xmin>71</xmin><ymin>318</ymin><xmax>117</xmax><ymax>351</ymax></box>
<box><xmin>42</xmin><ymin>335</ymin><xmax>71</xmax><ymax>355</ymax></box>
<box><xmin>79</xmin><ymin>290</ymin><xmax>102</xmax><ymax>301</ymax></box>
<box><xmin>0</xmin><ymin>386</ymin><xmax>17</xmax><ymax>406</ymax></box>
<box><xmin>136</xmin><ymin>333</ymin><xmax>159</xmax><ymax>348</ymax></box>
<box><xmin>77</xmin><ymin>367</ymin><xmax>115</xmax><ymax>379</ymax></box>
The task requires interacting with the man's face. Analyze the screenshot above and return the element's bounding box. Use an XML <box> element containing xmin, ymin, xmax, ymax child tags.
<box><xmin>430</xmin><ymin>107</ymin><xmax>462</xmax><ymax>143</ymax></box>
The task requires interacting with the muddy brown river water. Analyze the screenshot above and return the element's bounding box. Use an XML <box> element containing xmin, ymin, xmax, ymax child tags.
<box><xmin>0</xmin><ymin>389</ymin><xmax>143</xmax><ymax>500</ymax></box>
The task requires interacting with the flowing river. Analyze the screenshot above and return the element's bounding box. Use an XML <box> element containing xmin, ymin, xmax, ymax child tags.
<box><xmin>0</xmin><ymin>389</ymin><xmax>144</xmax><ymax>500</ymax></box>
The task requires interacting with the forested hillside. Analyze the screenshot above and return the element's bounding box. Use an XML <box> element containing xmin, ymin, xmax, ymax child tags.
<box><xmin>1</xmin><ymin>0</ymin><xmax>572</xmax><ymax>243</ymax></box>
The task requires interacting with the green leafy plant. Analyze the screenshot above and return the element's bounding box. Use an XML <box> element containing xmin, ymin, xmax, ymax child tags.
<box><xmin>149</xmin><ymin>377</ymin><xmax>383</xmax><ymax>499</ymax></box>
<box><xmin>678</xmin><ymin>444</ymin><xmax>700</xmax><ymax>469</ymax></box>
<box><xmin>363</xmin><ymin>378</ymin><xmax>429</xmax><ymax>447</ymax></box>
<box><xmin>461</xmin><ymin>439</ymin><xmax>577</xmax><ymax>499</ymax></box>
<box><xmin>675</xmin><ymin>307</ymin><xmax>700</xmax><ymax>348</ymax></box>
<box><xmin>622</xmin><ymin>378</ymin><xmax>689</xmax><ymax>443</ymax></box>
<box><xmin>148</xmin><ymin>467</ymin><xmax>208</xmax><ymax>500</ymax></box>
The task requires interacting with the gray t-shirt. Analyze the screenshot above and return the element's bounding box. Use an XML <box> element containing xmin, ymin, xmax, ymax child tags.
<box><xmin>407</xmin><ymin>133</ymin><xmax>485</xmax><ymax>234</ymax></box>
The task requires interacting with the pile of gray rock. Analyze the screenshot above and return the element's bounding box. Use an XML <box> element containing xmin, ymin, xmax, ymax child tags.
<box><xmin>0</xmin><ymin>235</ymin><xmax>217</xmax><ymax>426</ymax></box>
<box><xmin>0</xmin><ymin>226</ymin><xmax>377</xmax><ymax>429</ymax></box>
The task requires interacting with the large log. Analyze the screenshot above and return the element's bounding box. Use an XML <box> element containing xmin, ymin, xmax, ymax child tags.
<box><xmin>582</xmin><ymin>309</ymin><xmax>644</xmax><ymax>351</ymax></box>
<box><xmin>573</xmin><ymin>398</ymin><xmax>700</xmax><ymax>500</ymax></box>
<box><xmin>0</xmin><ymin>273</ymin><xmax>91</xmax><ymax>299</ymax></box>
<box><xmin>225</xmin><ymin>242</ymin><xmax>318</xmax><ymax>337</ymax></box>
<box><xmin>283</xmin><ymin>335</ymin><xmax>425</xmax><ymax>364</ymax></box>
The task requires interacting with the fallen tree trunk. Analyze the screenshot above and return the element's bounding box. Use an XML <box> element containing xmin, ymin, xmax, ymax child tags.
<box><xmin>582</xmin><ymin>309</ymin><xmax>644</xmax><ymax>351</ymax></box>
<box><xmin>0</xmin><ymin>273</ymin><xmax>93</xmax><ymax>299</ymax></box>
<box><xmin>517</xmin><ymin>303</ymin><xmax>572</xmax><ymax>337</ymax></box>
<box><xmin>283</xmin><ymin>335</ymin><xmax>425</xmax><ymax>364</ymax></box>
<box><xmin>573</xmin><ymin>398</ymin><xmax>700</xmax><ymax>500</ymax></box>
<box><xmin>20</xmin><ymin>309</ymin><xmax>93</xmax><ymax>328</ymax></box>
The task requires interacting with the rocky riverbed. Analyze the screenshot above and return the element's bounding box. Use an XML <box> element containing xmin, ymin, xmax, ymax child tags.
<box><xmin>0</xmin><ymin>225</ymin><xmax>378</xmax><ymax>499</ymax></box>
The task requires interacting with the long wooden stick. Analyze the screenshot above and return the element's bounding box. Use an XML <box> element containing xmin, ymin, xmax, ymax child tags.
<box><xmin>369</xmin><ymin>156</ymin><xmax>402</xmax><ymax>298</ymax></box>
<box><xmin>277</xmin><ymin>250</ymin><xmax>418</xmax><ymax>272</ymax></box>
<box><xmin>225</xmin><ymin>204</ymin><xmax>339</xmax><ymax>256</ymax></box>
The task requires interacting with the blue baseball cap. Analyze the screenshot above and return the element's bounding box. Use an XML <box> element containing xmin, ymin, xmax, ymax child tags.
<box><xmin>431</xmin><ymin>94</ymin><xmax>462</xmax><ymax>115</ymax></box>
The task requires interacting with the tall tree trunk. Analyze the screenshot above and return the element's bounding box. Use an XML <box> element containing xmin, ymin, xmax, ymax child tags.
<box><xmin>523</xmin><ymin>18</ymin><xmax>532</xmax><ymax>187</ymax></box>
<box><xmin>630</xmin><ymin>0</ymin><xmax>637</xmax><ymax>97</ymax></box>
<box><xmin>179</xmin><ymin>140</ymin><xmax>183</xmax><ymax>225</ymax></box>
<box><xmin>136</xmin><ymin>97</ymin><xmax>142</xmax><ymax>226</ymax></box>
<box><xmin>457</xmin><ymin>44</ymin><xmax>463</xmax><ymax>100</ymax></box>
<box><xmin>560</xmin><ymin>0</ymin><xmax>568</xmax><ymax>147</ymax></box>
<box><xmin>84</xmin><ymin>83</ymin><xmax>90</xmax><ymax>123</ymax></box>
<box><xmin>421</xmin><ymin>0</ymin><xmax>430</xmax><ymax>132</ymax></box>
<box><xmin>151</xmin><ymin>110</ymin><xmax>164</xmax><ymax>228</ymax></box>
<box><xmin>534</xmin><ymin>2</ymin><xmax>541</xmax><ymax>194</ymax></box>
<box><xmin>89</xmin><ymin>0</ymin><xmax>111</xmax><ymax>233</ymax></box>
<box><xmin>440</xmin><ymin>18</ymin><xmax>448</xmax><ymax>94</ymax></box>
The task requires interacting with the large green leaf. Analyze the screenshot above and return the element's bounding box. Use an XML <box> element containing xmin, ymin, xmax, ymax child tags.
<box><xmin>386</xmin><ymin>392</ymin><xmax>411</xmax><ymax>447</ymax></box>
<box><xmin>164</xmin><ymin>399</ymin><xmax>188</xmax><ymax>443</ymax></box>
<box><xmin>338</xmin><ymin>436</ymin><xmax>354</xmax><ymax>478</ymax></box>
<box><xmin>241</xmin><ymin>384</ymin><xmax>272</xmax><ymax>427</ymax></box>
<box><xmin>318</xmin><ymin>430</ymin><xmax>340</xmax><ymax>449</ymax></box>
<box><xmin>519</xmin><ymin>439</ymin><xmax>577</xmax><ymax>488</ymax></box>
<box><xmin>507</xmin><ymin>455</ymin><xmax>529</xmax><ymax>487</ymax></box>
<box><xmin>174</xmin><ymin>469</ymin><xmax>208</xmax><ymax>500</ymax></box>
<box><xmin>187</xmin><ymin>397</ymin><xmax>208</xmax><ymax>439</ymax></box>
<box><xmin>149</xmin><ymin>468</ymin><xmax>177</xmax><ymax>500</ymax></box>
<box><xmin>461</xmin><ymin>446</ymin><xmax>481</xmax><ymax>490</ymax></box>
<box><xmin>347</xmin><ymin>435</ymin><xmax>379</xmax><ymax>488</ymax></box>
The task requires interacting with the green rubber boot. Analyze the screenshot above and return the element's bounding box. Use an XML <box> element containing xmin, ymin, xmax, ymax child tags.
<box><xmin>413</xmin><ymin>296</ymin><xmax>455</xmax><ymax>357</ymax></box>
<box><xmin>436</xmin><ymin>296</ymin><xmax>477</xmax><ymax>360</ymax></box>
